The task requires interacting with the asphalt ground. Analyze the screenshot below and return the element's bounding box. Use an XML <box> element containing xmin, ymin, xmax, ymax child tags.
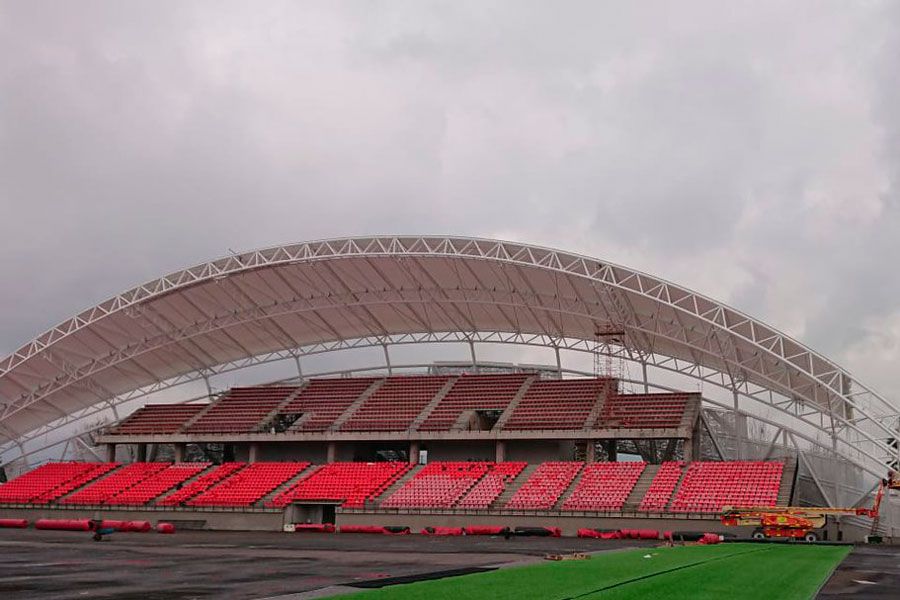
<box><xmin>817</xmin><ymin>544</ymin><xmax>900</xmax><ymax>599</ymax></box>
<box><xmin>0</xmin><ymin>528</ymin><xmax>655</xmax><ymax>600</ymax></box>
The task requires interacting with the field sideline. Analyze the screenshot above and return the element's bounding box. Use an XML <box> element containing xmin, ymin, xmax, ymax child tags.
<box><xmin>332</xmin><ymin>543</ymin><xmax>851</xmax><ymax>600</ymax></box>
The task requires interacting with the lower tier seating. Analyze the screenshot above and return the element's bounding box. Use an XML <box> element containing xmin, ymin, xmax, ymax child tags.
<box><xmin>639</xmin><ymin>461</ymin><xmax>684</xmax><ymax>511</ymax></box>
<box><xmin>505</xmin><ymin>462</ymin><xmax>583</xmax><ymax>510</ymax></box>
<box><xmin>187</xmin><ymin>462</ymin><xmax>309</xmax><ymax>507</ymax></box>
<box><xmin>562</xmin><ymin>461</ymin><xmax>646</xmax><ymax>511</ymax></box>
<box><xmin>456</xmin><ymin>462</ymin><xmax>526</xmax><ymax>509</ymax></box>
<box><xmin>0</xmin><ymin>462</ymin><xmax>114</xmax><ymax>504</ymax></box>
<box><xmin>669</xmin><ymin>461</ymin><xmax>783</xmax><ymax>512</ymax></box>
<box><xmin>156</xmin><ymin>463</ymin><xmax>247</xmax><ymax>506</ymax></box>
<box><xmin>269</xmin><ymin>462</ymin><xmax>411</xmax><ymax>508</ymax></box>
<box><xmin>381</xmin><ymin>462</ymin><xmax>490</xmax><ymax>508</ymax></box>
<box><xmin>60</xmin><ymin>463</ymin><xmax>169</xmax><ymax>505</ymax></box>
<box><xmin>108</xmin><ymin>463</ymin><xmax>211</xmax><ymax>505</ymax></box>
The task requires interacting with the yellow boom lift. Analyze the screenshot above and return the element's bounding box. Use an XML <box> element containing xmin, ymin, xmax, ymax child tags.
<box><xmin>721</xmin><ymin>471</ymin><xmax>899</xmax><ymax>542</ymax></box>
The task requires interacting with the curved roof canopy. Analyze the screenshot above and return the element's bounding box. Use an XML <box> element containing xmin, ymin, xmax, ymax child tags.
<box><xmin>1</xmin><ymin>236</ymin><xmax>897</xmax><ymax>473</ymax></box>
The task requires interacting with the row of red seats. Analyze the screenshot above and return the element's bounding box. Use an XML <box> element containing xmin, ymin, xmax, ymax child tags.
<box><xmin>60</xmin><ymin>463</ymin><xmax>169</xmax><ymax>505</ymax></box>
<box><xmin>108</xmin><ymin>463</ymin><xmax>210</xmax><ymax>505</ymax></box>
<box><xmin>278</xmin><ymin>378</ymin><xmax>378</xmax><ymax>432</ymax></box>
<box><xmin>562</xmin><ymin>461</ymin><xmax>646</xmax><ymax>511</ymax></box>
<box><xmin>599</xmin><ymin>394</ymin><xmax>690</xmax><ymax>429</ymax></box>
<box><xmin>456</xmin><ymin>462</ymin><xmax>526</xmax><ymax>509</ymax></box>
<box><xmin>505</xmin><ymin>462</ymin><xmax>583</xmax><ymax>509</ymax></box>
<box><xmin>504</xmin><ymin>379</ymin><xmax>611</xmax><ymax>430</ymax></box>
<box><xmin>156</xmin><ymin>463</ymin><xmax>247</xmax><ymax>506</ymax></box>
<box><xmin>341</xmin><ymin>376</ymin><xmax>452</xmax><ymax>432</ymax></box>
<box><xmin>268</xmin><ymin>462</ymin><xmax>411</xmax><ymax>508</ymax></box>
<box><xmin>186</xmin><ymin>387</ymin><xmax>298</xmax><ymax>433</ymax></box>
<box><xmin>112</xmin><ymin>404</ymin><xmax>207</xmax><ymax>434</ymax></box>
<box><xmin>638</xmin><ymin>461</ymin><xmax>684</xmax><ymax>511</ymax></box>
<box><xmin>670</xmin><ymin>461</ymin><xmax>783</xmax><ymax>513</ymax></box>
<box><xmin>418</xmin><ymin>373</ymin><xmax>529</xmax><ymax>431</ymax></box>
<box><xmin>187</xmin><ymin>462</ymin><xmax>309</xmax><ymax>507</ymax></box>
<box><xmin>381</xmin><ymin>462</ymin><xmax>492</xmax><ymax>508</ymax></box>
<box><xmin>0</xmin><ymin>462</ymin><xmax>113</xmax><ymax>504</ymax></box>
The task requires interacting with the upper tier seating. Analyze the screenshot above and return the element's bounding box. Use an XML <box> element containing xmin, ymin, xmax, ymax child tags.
<box><xmin>278</xmin><ymin>378</ymin><xmax>378</xmax><ymax>431</ymax></box>
<box><xmin>670</xmin><ymin>461</ymin><xmax>783</xmax><ymax>513</ymax></box>
<box><xmin>561</xmin><ymin>461</ymin><xmax>646</xmax><ymax>511</ymax></box>
<box><xmin>455</xmin><ymin>462</ymin><xmax>526</xmax><ymax>509</ymax></box>
<box><xmin>156</xmin><ymin>463</ymin><xmax>247</xmax><ymax>506</ymax></box>
<box><xmin>187</xmin><ymin>462</ymin><xmax>309</xmax><ymax>507</ymax></box>
<box><xmin>638</xmin><ymin>461</ymin><xmax>685</xmax><ymax>511</ymax></box>
<box><xmin>598</xmin><ymin>393</ymin><xmax>691</xmax><ymax>429</ymax></box>
<box><xmin>341</xmin><ymin>376</ymin><xmax>452</xmax><ymax>432</ymax></box>
<box><xmin>503</xmin><ymin>379</ymin><xmax>610</xmax><ymax>430</ymax></box>
<box><xmin>0</xmin><ymin>462</ymin><xmax>115</xmax><ymax>504</ymax></box>
<box><xmin>186</xmin><ymin>387</ymin><xmax>298</xmax><ymax>434</ymax></box>
<box><xmin>112</xmin><ymin>404</ymin><xmax>207</xmax><ymax>434</ymax></box>
<box><xmin>381</xmin><ymin>462</ymin><xmax>490</xmax><ymax>508</ymax></box>
<box><xmin>504</xmin><ymin>462</ymin><xmax>583</xmax><ymax>510</ymax></box>
<box><xmin>418</xmin><ymin>373</ymin><xmax>529</xmax><ymax>431</ymax></box>
<box><xmin>269</xmin><ymin>462</ymin><xmax>411</xmax><ymax>508</ymax></box>
<box><xmin>107</xmin><ymin>463</ymin><xmax>210</xmax><ymax>505</ymax></box>
<box><xmin>60</xmin><ymin>462</ymin><xmax>169</xmax><ymax>505</ymax></box>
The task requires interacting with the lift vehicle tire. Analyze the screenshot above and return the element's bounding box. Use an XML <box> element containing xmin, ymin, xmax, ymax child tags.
<box><xmin>803</xmin><ymin>532</ymin><xmax>819</xmax><ymax>542</ymax></box>
<box><xmin>751</xmin><ymin>529</ymin><xmax>767</xmax><ymax>540</ymax></box>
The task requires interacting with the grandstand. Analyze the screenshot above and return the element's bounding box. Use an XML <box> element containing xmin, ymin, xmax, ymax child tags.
<box><xmin>0</xmin><ymin>236</ymin><xmax>895</xmax><ymax>541</ymax></box>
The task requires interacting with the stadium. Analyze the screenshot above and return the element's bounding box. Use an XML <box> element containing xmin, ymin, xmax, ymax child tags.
<box><xmin>1</xmin><ymin>235</ymin><xmax>898</xmax><ymax>598</ymax></box>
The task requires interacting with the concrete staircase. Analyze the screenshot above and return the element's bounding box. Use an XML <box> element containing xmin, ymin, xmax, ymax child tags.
<box><xmin>329</xmin><ymin>378</ymin><xmax>385</xmax><ymax>432</ymax></box>
<box><xmin>663</xmin><ymin>465</ymin><xmax>690</xmax><ymax>511</ymax></box>
<box><xmin>410</xmin><ymin>377</ymin><xmax>460</xmax><ymax>431</ymax></box>
<box><xmin>256</xmin><ymin>463</ymin><xmax>318</xmax><ymax>507</ymax></box>
<box><xmin>777</xmin><ymin>458</ymin><xmax>798</xmax><ymax>506</ymax></box>
<box><xmin>584</xmin><ymin>391</ymin><xmax>608</xmax><ymax>429</ymax></box>
<box><xmin>373</xmin><ymin>463</ymin><xmax>424</xmax><ymax>507</ymax></box>
<box><xmin>494</xmin><ymin>375</ymin><xmax>537</xmax><ymax>430</ymax></box>
<box><xmin>255</xmin><ymin>383</ymin><xmax>309</xmax><ymax>433</ymax></box>
<box><xmin>491</xmin><ymin>463</ymin><xmax>538</xmax><ymax>510</ymax></box>
<box><xmin>554</xmin><ymin>464</ymin><xmax>587</xmax><ymax>510</ymax></box>
<box><xmin>623</xmin><ymin>463</ymin><xmax>659</xmax><ymax>510</ymax></box>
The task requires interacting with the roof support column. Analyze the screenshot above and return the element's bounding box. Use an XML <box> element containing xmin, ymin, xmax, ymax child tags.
<box><xmin>495</xmin><ymin>440</ymin><xmax>506</xmax><ymax>462</ymax></box>
<box><xmin>202</xmin><ymin>374</ymin><xmax>213</xmax><ymax>401</ymax></box>
<box><xmin>105</xmin><ymin>443</ymin><xmax>116</xmax><ymax>462</ymax></box>
<box><xmin>469</xmin><ymin>339</ymin><xmax>478</xmax><ymax>373</ymax></box>
<box><xmin>294</xmin><ymin>355</ymin><xmax>304</xmax><ymax>382</ymax></box>
<box><xmin>733</xmin><ymin>388</ymin><xmax>744</xmax><ymax>460</ymax></box>
<box><xmin>410</xmin><ymin>440</ymin><xmax>420</xmax><ymax>464</ymax></box>
<box><xmin>382</xmin><ymin>344</ymin><xmax>392</xmax><ymax>376</ymax></box>
<box><xmin>585</xmin><ymin>441</ymin><xmax>596</xmax><ymax>463</ymax></box>
<box><xmin>555</xmin><ymin>346</ymin><xmax>562</xmax><ymax>379</ymax></box>
<box><xmin>326</xmin><ymin>441</ymin><xmax>336</xmax><ymax>464</ymax></box>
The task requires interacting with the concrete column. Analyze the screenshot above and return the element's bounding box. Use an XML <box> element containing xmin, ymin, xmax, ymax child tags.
<box><xmin>105</xmin><ymin>444</ymin><xmax>116</xmax><ymax>462</ymax></box>
<box><xmin>326</xmin><ymin>442</ymin><xmax>337</xmax><ymax>463</ymax></box>
<box><xmin>683</xmin><ymin>436</ymin><xmax>693</xmax><ymax>462</ymax></box>
<box><xmin>495</xmin><ymin>440</ymin><xmax>506</xmax><ymax>462</ymax></box>
<box><xmin>135</xmin><ymin>443</ymin><xmax>147</xmax><ymax>462</ymax></box>
<box><xmin>607</xmin><ymin>440</ymin><xmax>617</xmax><ymax>462</ymax></box>
<box><xmin>410</xmin><ymin>441</ymin><xmax>421</xmax><ymax>464</ymax></box>
<box><xmin>585</xmin><ymin>441</ymin><xmax>596</xmax><ymax>463</ymax></box>
<box><xmin>173</xmin><ymin>443</ymin><xmax>186</xmax><ymax>463</ymax></box>
<box><xmin>248</xmin><ymin>443</ymin><xmax>260</xmax><ymax>463</ymax></box>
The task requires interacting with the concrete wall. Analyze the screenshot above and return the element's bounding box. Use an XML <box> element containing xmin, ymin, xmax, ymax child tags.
<box><xmin>506</xmin><ymin>440</ymin><xmax>576</xmax><ymax>463</ymax></box>
<box><xmin>0</xmin><ymin>506</ymin><xmax>285</xmax><ymax>531</ymax></box>
<box><xmin>422</xmin><ymin>441</ymin><xmax>495</xmax><ymax>461</ymax></box>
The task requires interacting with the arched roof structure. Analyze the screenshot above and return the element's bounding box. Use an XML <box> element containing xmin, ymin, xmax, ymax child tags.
<box><xmin>1</xmin><ymin>236</ymin><xmax>897</xmax><ymax>477</ymax></box>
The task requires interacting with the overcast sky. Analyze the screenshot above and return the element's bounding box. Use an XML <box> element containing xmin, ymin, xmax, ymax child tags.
<box><xmin>1</xmin><ymin>1</ymin><xmax>898</xmax><ymax>395</ymax></box>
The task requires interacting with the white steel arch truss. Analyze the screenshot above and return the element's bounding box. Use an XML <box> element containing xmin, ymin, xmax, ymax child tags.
<box><xmin>0</xmin><ymin>236</ymin><xmax>897</xmax><ymax>477</ymax></box>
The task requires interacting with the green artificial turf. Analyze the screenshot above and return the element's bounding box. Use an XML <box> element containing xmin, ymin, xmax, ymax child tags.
<box><xmin>330</xmin><ymin>543</ymin><xmax>850</xmax><ymax>600</ymax></box>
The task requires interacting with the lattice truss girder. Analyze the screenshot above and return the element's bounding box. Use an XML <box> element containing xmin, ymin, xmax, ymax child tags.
<box><xmin>0</xmin><ymin>236</ymin><xmax>897</xmax><ymax>470</ymax></box>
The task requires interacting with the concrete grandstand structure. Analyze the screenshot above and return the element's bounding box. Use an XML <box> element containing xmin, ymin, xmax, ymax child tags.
<box><xmin>0</xmin><ymin>236</ymin><xmax>898</xmax><ymax>538</ymax></box>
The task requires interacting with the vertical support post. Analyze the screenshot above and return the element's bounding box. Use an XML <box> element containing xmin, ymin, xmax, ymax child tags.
<box><xmin>382</xmin><ymin>344</ymin><xmax>393</xmax><ymax>376</ymax></box>
<box><xmin>683</xmin><ymin>436</ymin><xmax>693</xmax><ymax>462</ymax></box>
<box><xmin>136</xmin><ymin>443</ymin><xmax>147</xmax><ymax>462</ymax></box>
<box><xmin>555</xmin><ymin>346</ymin><xmax>562</xmax><ymax>379</ymax></box>
<box><xmin>105</xmin><ymin>444</ymin><xmax>117</xmax><ymax>462</ymax></box>
<box><xmin>410</xmin><ymin>441</ymin><xmax>420</xmax><ymax>464</ymax></box>
<box><xmin>469</xmin><ymin>339</ymin><xmax>478</xmax><ymax>373</ymax></box>
<box><xmin>585</xmin><ymin>440</ymin><xmax>596</xmax><ymax>463</ymax></box>
<box><xmin>641</xmin><ymin>361</ymin><xmax>649</xmax><ymax>394</ymax></box>
<box><xmin>203</xmin><ymin>374</ymin><xmax>214</xmax><ymax>400</ymax></box>
<box><xmin>607</xmin><ymin>440</ymin><xmax>618</xmax><ymax>462</ymax></box>
<box><xmin>294</xmin><ymin>355</ymin><xmax>304</xmax><ymax>382</ymax></box>
<box><xmin>326</xmin><ymin>442</ymin><xmax>336</xmax><ymax>463</ymax></box>
<box><xmin>732</xmin><ymin>388</ymin><xmax>743</xmax><ymax>460</ymax></box>
<box><xmin>495</xmin><ymin>440</ymin><xmax>506</xmax><ymax>462</ymax></box>
<box><xmin>173</xmin><ymin>443</ymin><xmax>185</xmax><ymax>462</ymax></box>
<box><xmin>248</xmin><ymin>443</ymin><xmax>260</xmax><ymax>463</ymax></box>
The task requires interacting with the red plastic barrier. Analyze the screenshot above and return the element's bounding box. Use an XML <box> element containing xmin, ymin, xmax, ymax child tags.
<box><xmin>122</xmin><ymin>521</ymin><xmax>152</xmax><ymax>533</ymax></box>
<box><xmin>421</xmin><ymin>526</ymin><xmax>464</xmax><ymax>536</ymax></box>
<box><xmin>463</xmin><ymin>526</ymin><xmax>507</xmax><ymax>536</ymax></box>
<box><xmin>638</xmin><ymin>529</ymin><xmax>660</xmax><ymax>540</ymax></box>
<box><xmin>699</xmin><ymin>533</ymin><xmax>722</xmax><ymax>545</ymax></box>
<box><xmin>0</xmin><ymin>518</ymin><xmax>28</xmax><ymax>528</ymax></box>
<box><xmin>156</xmin><ymin>522</ymin><xmax>176</xmax><ymax>534</ymax></box>
<box><xmin>662</xmin><ymin>530</ymin><xmax>673</xmax><ymax>541</ymax></box>
<box><xmin>35</xmin><ymin>519</ymin><xmax>91</xmax><ymax>531</ymax></box>
<box><xmin>100</xmin><ymin>520</ymin><xmax>128</xmax><ymax>531</ymax></box>
<box><xmin>545</xmin><ymin>527</ymin><xmax>562</xmax><ymax>537</ymax></box>
<box><xmin>577</xmin><ymin>528</ymin><xmax>601</xmax><ymax>538</ymax></box>
<box><xmin>600</xmin><ymin>531</ymin><xmax>621</xmax><ymax>540</ymax></box>
<box><xmin>382</xmin><ymin>526</ymin><xmax>411</xmax><ymax>535</ymax></box>
<box><xmin>339</xmin><ymin>525</ymin><xmax>387</xmax><ymax>534</ymax></box>
<box><xmin>293</xmin><ymin>523</ymin><xmax>335</xmax><ymax>533</ymax></box>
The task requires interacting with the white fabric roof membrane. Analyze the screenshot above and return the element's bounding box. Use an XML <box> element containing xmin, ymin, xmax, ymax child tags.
<box><xmin>0</xmin><ymin>236</ymin><xmax>896</xmax><ymax>472</ymax></box>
